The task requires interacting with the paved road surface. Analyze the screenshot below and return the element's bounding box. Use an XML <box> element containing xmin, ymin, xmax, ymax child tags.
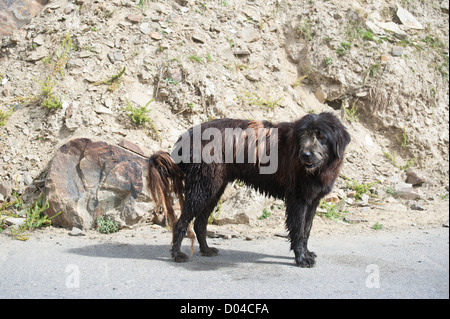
<box><xmin>0</xmin><ymin>227</ymin><xmax>448</xmax><ymax>299</ymax></box>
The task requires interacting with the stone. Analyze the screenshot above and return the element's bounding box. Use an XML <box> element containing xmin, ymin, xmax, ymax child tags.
<box><xmin>108</xmin><ymin>50</ymin><xmax>125</xmax><ymax>63</ymax></box>
<box><xmin>323</xmin><ymin>192</ymin><xmax>339</xmax><ymax>204</ymax></box>
<box><xmin>4</xmin><ymin>217</ymin><xmax>26</xmax><ymax>228</ymax></box>
<box><xmin>409</xmin><ymin>201</ymin><xmax>425</xmax><ymax>211</ymax></box>
<box><xmin>26</xmin><ymin>46</ymin><xmax>48</xmax><ymax>62</ymax></box>
<box><xmin>245</xmin><ymin>71</ymin><xmax>261</xmax><ymax>82</ymax></box>
<box><xmin>140</xmin><ymin>22</ymin><xmax>151</xmax><ymax>35</ymax></box>
<box><xmin>377</xmin><ymin>21</ymin><xmax>408</xmax><ymax>39</ymax></box>
<box><xmin>213</xmin><ymin>212</ymin><xmax>250</xmax><ymax>226</ymax></box>
<box><xmin>127</xmin><ymin>14</ymin><xmax>143</xmax><ymax>24</ymax></box>
<box><xmin>405</xmin><ymin>170</ymin><xmax>425</xmax><ymax>186</ymax></box>
<box><xmin>191</xmin><ymin>31</ymin><xmax>208</xmax><ymax>44</ymax></box>
<box><xmin>365</xmin><ymin>20</ymin><xmax>385</xmax><ymax>35</ymax></box>
<box><xmin>175</xmin><ymin>0</ymin><xmax>189</xmax><ymax>6</ymax></box>
<box><xmin>396</xmin><ymin>5</ymin><xmax>424</xmax><ymax>30</ymax></box>
<box><xmin>392</xmin><ymin>46</ymin><xmax>404</xmax><ymax>57</ymax></box>
<box><xmin>150</xmin><ymin>32</ymin><xmax>162</xmax><ymax>40</ymax></box>
<box><xmin>32</xmin><ymin>34</ymin><xmax>45</xmax><ymax>46</ymax></box>
<box><xmin>315</xmin><ymin>89</ymin><xmax>326</xmax><ymax>104</ymax></box>
<box><xmin>344</xmin><ymin>214</ymin><xmax>368</xmax><ymax>224</ymax></box>
<box><xmin>94</xmin><ymin>106</ymin><xmax>113</xmax><ymax>114</ymax></box>
<box><xmin>69</xmin><ymin>227</ymin><xmax>86</xmax><ymax>236</ymax></box>
<box><xmin>44</xmin><ymin>138</ymin><xmax>155</xmax><ymax>230</ymax></box>
<box><xmin>233</xmin><ymin>50</ymin><xmax>251</xmax><ymax>57</ymax></box>
<box><xmin>395</xmin><ymin>182</ymin><xmax>421</xmax><ymax>200</ymax></box>
<box><xmin>113</xmin><ymin>50</ymin><xmax>125</xmax><ymax>61</ymax></box>
<box><xmin>0</xmin><ymin>181</ymin><xmax>13</xmax><ymax>200</ymax></box>
<box><xmin>240</xmin><ymin>27</ymin><xmax>260</xmax><ymax>43</ymax></box>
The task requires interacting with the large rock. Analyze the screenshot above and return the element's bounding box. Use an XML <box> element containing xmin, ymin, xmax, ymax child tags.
<box><xmin>0</xmin><ymin>0</ymin><xmax>48</xmax><ymax>38</ymax></box>
<box><xmin>44</xmin><ymin>138</ymin><xmax>156</xmax><ymax>230</ymax></box>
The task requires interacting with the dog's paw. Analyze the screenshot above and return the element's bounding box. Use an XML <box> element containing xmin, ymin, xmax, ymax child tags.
<box><xmin>200</xmin><ymin>247</ymin><xmax>219</xmax><ymax>257</ymax></box>
<box><xmin>295</xmin><ymin>251</ymin><xmax>316</xmax><ymax>268</ymax></box>
<box><xmin>172</xmin><ymin>251</ymin><xmax>189</xmax><ymax>263</ymax></box>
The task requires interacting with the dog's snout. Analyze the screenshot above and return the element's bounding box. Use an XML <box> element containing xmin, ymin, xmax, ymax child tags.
<box><xmin>301</xmin><ymin>151</ymin><xmax>312</xmax><ymax>161</ymax></box>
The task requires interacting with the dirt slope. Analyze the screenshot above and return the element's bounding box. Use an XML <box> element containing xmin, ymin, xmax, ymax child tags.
<box><xmin>0</xmin><ymin>0</ymin><xmax>448</xmax><ymax>237</ymax></box>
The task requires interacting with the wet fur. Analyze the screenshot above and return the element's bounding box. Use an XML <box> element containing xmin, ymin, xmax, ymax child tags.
<box><xmin>148</xmin><ymin>112</ymin><xmax>350</xmax><ymax>267</ymax></box>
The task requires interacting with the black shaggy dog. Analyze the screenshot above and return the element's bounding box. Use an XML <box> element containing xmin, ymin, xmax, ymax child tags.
<box><xmin>148</xmin><ymin>112</ymin><xmax>350</xmax><ymax>267</ymax></box>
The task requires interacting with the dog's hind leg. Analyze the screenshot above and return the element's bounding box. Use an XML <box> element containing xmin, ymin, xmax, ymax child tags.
<box><xmin>171</xmin><ymin>201</ymin><xmax>195</xmax><ymax>262</ymax></box>
<box><xmin>194</xmin><ymin>184</ymin><xmax>227</xmax><ymax>257</ymax></box>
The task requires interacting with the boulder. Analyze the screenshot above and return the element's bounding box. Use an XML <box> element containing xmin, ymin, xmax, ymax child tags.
<box><xmin>44</xmin><ymin>138</ymin><xmax>156</xmax><ymax>230</ymax></box>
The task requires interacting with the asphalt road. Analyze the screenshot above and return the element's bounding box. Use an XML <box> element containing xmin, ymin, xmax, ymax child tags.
<box><xmin>0</xmin><ymin>227</ymin><xmax>448</xmax><ymax>299</ymax></box>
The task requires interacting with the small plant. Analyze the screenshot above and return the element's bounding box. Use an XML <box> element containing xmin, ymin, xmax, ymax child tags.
<box><xmin>208</xmin><ymin>199</ymin><xmax>222</xmax><ymax>224</ymax></box>
<box><xmin>384</xmin><ymin>187</ymin><xmax>397</xmax><ymax>196</ymax></box>
<box><xmin>123</xmin><ymin>98</ymin><xmax>161</xmax><ymax>141</ymax></box>
<box><xmin>238</xmin><ymin>90</ymin><xmax>284</xmax><ymax>109</ymax></box>
<box><xmin>298</xmin><ymin>19</ymin><xmax>314</xmax><ymax>41</ymax></box>
<box><xmin>372</xmin><ymin>222</ymin><xmax>383</xmax><ymax>230</ymax></box>
<box><xmin>323</xmin><ymin>57</ymin><xmax>333</xmax><ymax>66</ymax></box>
<box><xmin>225</xmin><ymin>36</ymin><xmax>235</xmax><ymax>48</ymax></box>
<box><xmin>258</xmin><ymin>208</ymin><xmax>272</xmax><ymax>220</ymax></box>
<box><xmin>96</xmin><ymin>216</ymin><xmax>119</xmax><ymax>234</ymax></box>
<box><xmin>369</xmin><ymin>63</ymin><xmax>381</xmax><ymax>78</ymax></box>
<box><xmin>336</xmin><ymin>41</ymin><xmax>351</xmax><ymax>56</ymax></box>
<box><xmin>345</xmin><ymin>177</ymin><xmax>379</xmax><ymax>201</ymax></box>
<box><xmin>0</xmin><ymin>108</ymin><xmax>13</xmax><ymax>126</ymax></box>
<box><xmin>93</xmin><ymin>67</ymin><xmax>126</xmax><ymax>92</ymax></box>
<box><xmin>318</xmin><ymin>199</ymin><xmax>347</xmax><ymax>221</ymax></box>
<box><xmin>164</xmin><ymin>76</ymin><xmax>179</xmax><ymax>86</ymax></box>
<box><xmin>396</xmin><ymin>128</ymin><xmax>410</xmax><ymax>149</ymax></box>
<box><xmin>383</xmin><ymin>151</ymin><xmax>416</xmax><ymax>171</ymax></box>
<box><xmin>137</xmin><ymin>0</ymin><xmax>148</xmax><ymax>8</ymax></box>
<box><xmin>292</xmin><ymin>75</ymin><xmax>308</xmax><ymax>88</ymax></box>
<box><xmin>345</xmin><ymin>101</ymin><xmax>359</xmax><ymax>123</ymax></box>
<box><xmin>188</xmin><ymin>55</ymin><xmax>203</xmax><ymax>63</ymax></box>
<box><xmin>44</xmin><ymin>32</ymin><xmax>73</xmax><ymax>77</ymax></box>
<box><xmin>7</xmin><ymin>194</ymin><xmax>60</xmax><ymax>241</ymax></box>
<box><xmin>38</xmin><ymin>78</ymin><xmax>63</xmax><ymax>109</ymax></box>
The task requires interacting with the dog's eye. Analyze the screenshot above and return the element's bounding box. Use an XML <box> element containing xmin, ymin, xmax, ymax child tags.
<box><xmin>317</xmin><ymin>131</ymin><xmax>325</xmax><ymax>140</ymax></box>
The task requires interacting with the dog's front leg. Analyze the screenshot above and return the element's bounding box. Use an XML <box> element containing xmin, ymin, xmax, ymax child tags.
<box><xmin>285</xmin><ymin>197</ymin><xmax>319</xmax><ymax>268</ymax></box>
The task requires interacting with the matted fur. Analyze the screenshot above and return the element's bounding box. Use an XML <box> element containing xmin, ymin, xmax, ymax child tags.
<box><xmin>148</xmin><ymin>112</ymin><xmax>350</xmax><ymax>267</ymax></box>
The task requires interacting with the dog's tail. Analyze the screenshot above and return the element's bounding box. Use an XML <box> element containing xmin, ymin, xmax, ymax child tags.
<box><xmin>148</xmin><ymin>151</ymin><xmax>195</xmax><ymax>254</ymax></box>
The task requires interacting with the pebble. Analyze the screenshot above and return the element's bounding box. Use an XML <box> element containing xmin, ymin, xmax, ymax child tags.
<box><xmin>69</xmin><ymin>227</ymin><xmax>86</xmax><ymax>236</ymax></box>
<box><xmin>140</xmin><ymin>22</ymin><xmax>151</xmax><ymax>35</ymax></box>
<box><xmin>409</xmin><ymin>201</ymin><xmax>425</xmax><ymax>211</ymax></box>
<box><xmin>392</xmin><ymin>46</ymin><xmax>404</xmax><ymax>56</ymax></box>
<box><xmin>191</xmin><ymin>31</ymin><xmax>208</xmax><ymax>44</ymax></box>
<box><xmin>127</xmin><ymin>14</ymin><xmax>143</xmax><ymax>24</ymax></box>
<box><xmin>150</xmin><ymin>32</ymin><xmax>162</xmax><ymax>40</ymax></box>
<box><xmin>4</xmin><ymin>217</ymin><xmax>26</xmax><ymax>228</ymax></box>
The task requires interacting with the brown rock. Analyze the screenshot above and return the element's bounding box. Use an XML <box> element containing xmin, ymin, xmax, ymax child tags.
<box><xmin>405</xmin><ymin>170</ymin><xmax>425</xmax><ymax>186</ymax></box>
<box><xmin>44</xmin><ymin>138</ymin><xmax>155</xmax><ymax>230</ymax></box>
<box><xmin>150</xmin><ymin>32</ymin><xmax>162</xmax><ymax>40</ymax></box>
<box><xmin>127</xmin><ymin>14</ymin><xmax>143</xmax><ymax>24</ymax></box>
<box><xmin>213</xmin><ymin>212</ymin><xmax>250</xmax><ymax>226</ymax></box>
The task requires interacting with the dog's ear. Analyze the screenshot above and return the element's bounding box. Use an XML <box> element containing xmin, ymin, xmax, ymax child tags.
<box><xmin>335</xmin><ymin>126</ymin><xmax>351</xmax><ymax>159</ymax></box>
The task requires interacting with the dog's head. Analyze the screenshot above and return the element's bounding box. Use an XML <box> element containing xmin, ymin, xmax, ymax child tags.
<box><xmin>296</xmin><ymin>112</ymin><xmax>351</xmax><ymax>173</ymax></box>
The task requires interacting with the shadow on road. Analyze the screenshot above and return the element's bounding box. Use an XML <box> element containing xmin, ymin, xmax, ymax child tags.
<box><xmin>66</xmin><ymin>242</ymin><xmax>295</xmax><ymax>271</ymax></box>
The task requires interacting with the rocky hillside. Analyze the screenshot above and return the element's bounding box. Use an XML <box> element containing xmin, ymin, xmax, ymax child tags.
<box><xmin>0</xmin><ymin>0</ymin><xmax>449</xmax><ymax>234</ymax></box>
